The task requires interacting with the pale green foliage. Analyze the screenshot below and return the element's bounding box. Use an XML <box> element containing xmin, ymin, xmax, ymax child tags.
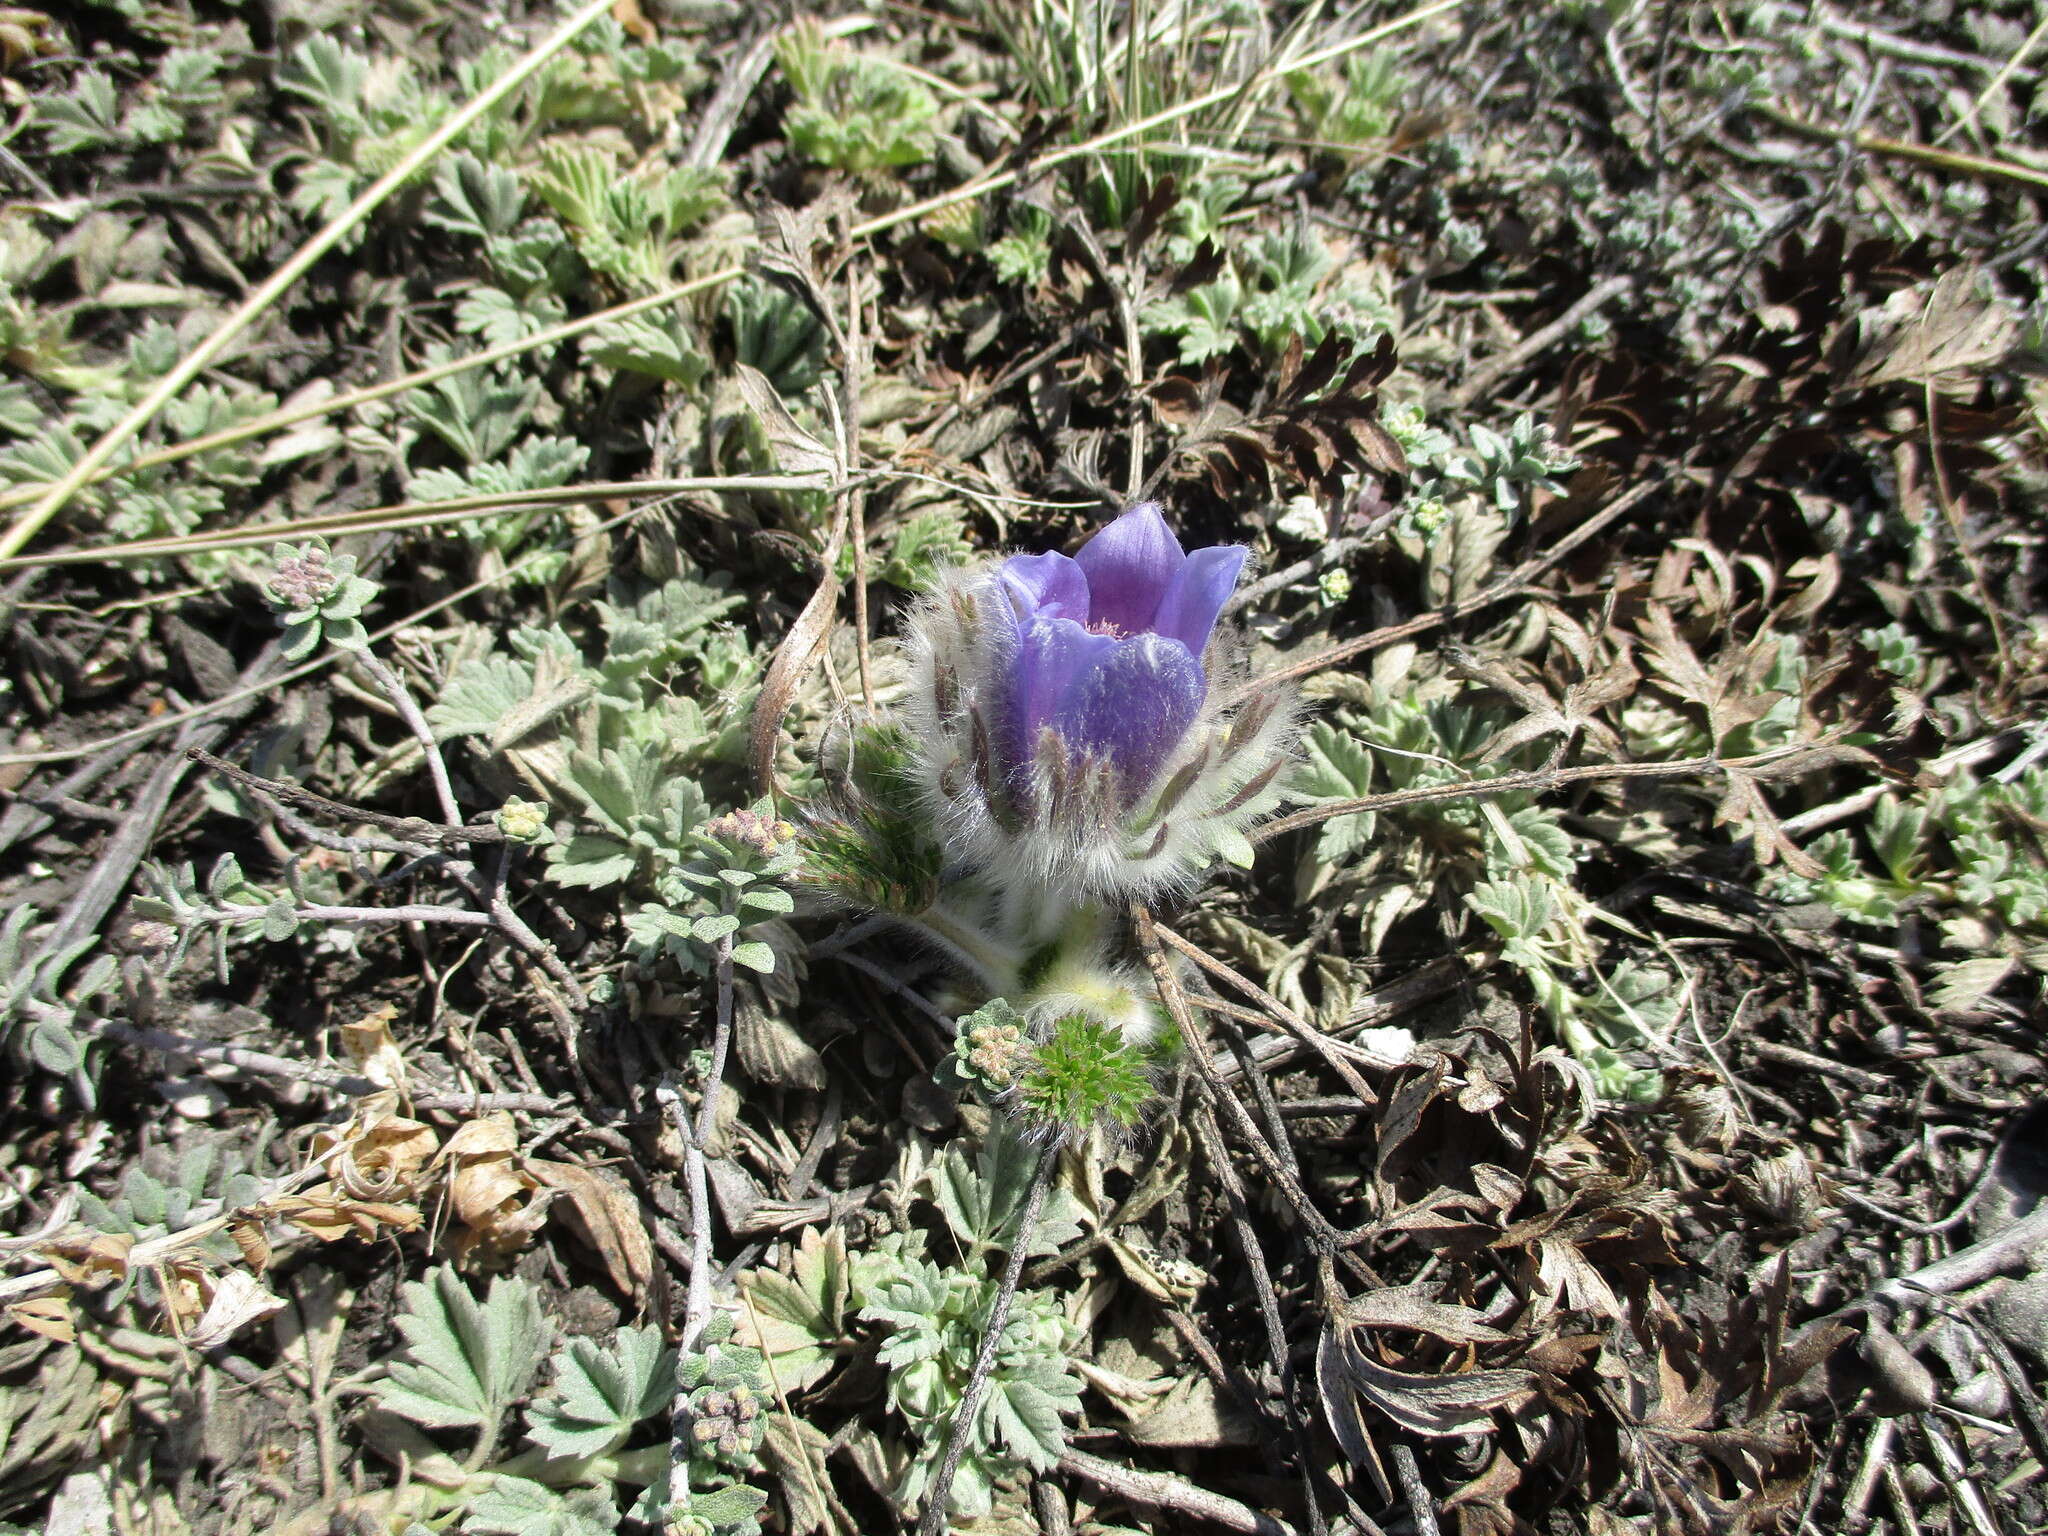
<box><xmin>38</xmin><ymin>47</ymin><xmax>225</xmax><ymax>154</ymax></box>
<box><xmin>377</xmin><ymin>1267</ymin><xmax>549</xmax><ymax>1435</ymax></box>
<box><xmin>527</xmin><ymin>144</ymin><xmax>725</xmax><ymax>292</ymax></box>
<box><xmin>1444</xmin><ymin>413</ymin><xmax>1580</xmax><ymax>514</ymax></box>
<box><xmin>130</xmin><ymin>853</ymin><xmax>326</xmax><ymax>982</ymax></box>
<box><xmin>1771</xmin><ymin>770</ymin><xmax>2048</xmax><ymax>964</ymax></box>
<box><xmin>1144</xmin><ymin>222</ymin><xmax>1389</xmax><ymax>363</ymax></box>
<box><xmin>848</xmin><ymin>508</ymin><xmax>975</xmax><ymax>592</ymax></box>
<box><xmin>734</xmin><ymin>1127</ymin><xmax>1085</xmax><ymax>1519</ymax></box>
<box><xmin>1014</xmin><ymin>1012</ymin><xmax>1154</xmax><ymax>1135</ymax></box>
<box><xmin>1286</xmin><ymin>50</ymin><xmax>1407</xmax><ymax>151</ymax></box>
<box><xmin>776</xmin><ymin>21</ymin><xmax>939</xmax><ymax>174</ymax></box>
<box><xmin>736</xmin><ymin>1226</ymin><xmax>857</xmax><ymax>1393</ymax></box>
<box><xmin>527</xmin><ymin>1326</ymin><xmax>675</xmax><ymax>1459</ymax></box>
<box><xmin>1286</xmin><ymin>684</ymin><xmax>1666</xmax><ymax>1098</ymax></box>
<box><xmin>988</xmin><ymin>205</ymin><xmax>1054</xmax><ymax>287</ymax></box>
<box><xmin>857</xmin><ymin>1233</ymin><xmax>1081</xmax><ymax>1517</ymax></box>
<box><xmin>71</xmin><ymin>1139</ymin><xmax>265</xmax><ymax>1302</ymax></box>
<box><xmin>1468</xmin><ymin>875</ymin><xmax>1674</xmax><ymax>1103</ymax></box>
<box><xmin>427</xmin><ymin>566</ymin><xmax>789</xmax><ymax>975</ymax></box>
<box><xmin>727</xmin><ymin>278</ymin><xmax>829</xmax><ymax>396</ymax></box>
<box><xmin>930</xmin><ymin>1123</ymin><xmax>1085</xmax><ymax>1264</ymax></box>
<box><xmin>0</xmin><ymin>906</ymin><xmax>115</xmax><ymax>1080</ymax></box>
<box><xmin>371</xmin><ymin>1271</ymin><xmax>765</xmax><ymax>1535</ymax></box>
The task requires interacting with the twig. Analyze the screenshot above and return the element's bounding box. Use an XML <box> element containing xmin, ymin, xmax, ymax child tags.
<box><xmin>1244</xmin><ymin>478</ymin><xmax>1660</xmax><ymax>696</ymax></box>
<box><xmin>1754</xmin><ymin>101</ymin><xmax>2048</xmax><ymax>192</ymax></box>
<box><xmin>196</xmin><ymin>900</ymin><xmax>495</xmax><ymax>929</ymax></box>
<box><xmin>1058</xmin><ymin>1447</ymin><xmax>1299</xmax><ymax>1536</ymax></box>
<box><xmin>354</xmin><ymin>652</ymin><xmax>461</xmax><ymax>828</ymax></box>
<box><xmin>90</xmin><ymin>1019</ymin><xmax>567</xmax><ymax>1111</ymax></box>
<box><xmin>1150</xmin><ymin>919</ymin><xmax>1379</xmax><ymax>1105</ymax></box>
<box><xmin>1780</xmin><ymin>730</ymin><xmax>2016</xmax><ymax>838</ymax></box>
<box><xmin>1255</xmin><ymin>742</ymin><xmax>1842</xmax><ymax>843</ymax></box>
<box><xmin>185</xmin><ymin>748</ymin><xmax>504</xmax><ymax>848</ymax></box>
<box><xmin>681</xmin><ymin>933</ymin><xmax>739</xmax><ymax>1347</ymax></box>
<box><xmin>1936</xmin><ymin>10</ymin><xmax>2048</xmax><ymax>144</ymax></box>
<box><xmin>1815</xmin><ymin>13</ymin><xmax>2034</xmax><ymax>77</ymax></box>
<box><xmin>1390</xmin><ymin>1445</ymin><xmax>1442</xmax><ymax>1536</ymax></box>
<box><xmin>1449</xmin><ymin>274</ymin><xmax>1635</xmax><ymax>409</ymax></box>
<box><xmin>918</xmin><ymin>1136</ymin><xmax>1062</xmax><ymax>1535</ymax></box>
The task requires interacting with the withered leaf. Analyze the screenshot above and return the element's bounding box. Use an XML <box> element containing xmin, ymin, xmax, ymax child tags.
<box><xmin>529</xmin><ymin>1160</ymin><xmax>655</xmax><ymax>1304</ymax></box>
<box><xmin>735</xmin><ymin>364</ymin><xmax>841</xmax><ymax>482</ymax></box>
<box><xmin>1336</xmin><ymin>1284</ymin><xmax>1512</xmax><ymax>1346</ymax></box>
<box><xmin>1324</xmin><ymin>1324</ymin><xmax>1535</xmax><ymax>1437</ymax></box>
<box><xmin>184</xmin><ymin>1268</ymin><xmax>288</xmax><ymax>1352</ymax></box>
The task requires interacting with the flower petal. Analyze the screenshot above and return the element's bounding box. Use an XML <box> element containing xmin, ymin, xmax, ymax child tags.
<box><xmin>1074</xmin><ymin>503</ymin><xmax>1183</xmax><ymax>637</ymax></box>
<box><xmin>1149</xmin><ymin>543</ymin><xmax>1247</xmax><ymax>658</ymax></box>
<box><xmin>997</xmin><ymin>551</ymin><xmax>1090</xmax><ymax>625</ymax></box>
<box><xmin>1053</xmin><ymin>633</ymin><xmax>1205</xmax><ymax>796</ymax></box>
<box><xmin>1000</xmin><ymin>616</ymin><xmax>1118</xmax><ymax>777</ymax></box>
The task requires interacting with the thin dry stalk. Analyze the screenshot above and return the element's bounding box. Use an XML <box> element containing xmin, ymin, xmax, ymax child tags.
<box><xmin>0</xmin><ymin>0</ymin><xmax>619</xmax><ymax>561</ymax></box>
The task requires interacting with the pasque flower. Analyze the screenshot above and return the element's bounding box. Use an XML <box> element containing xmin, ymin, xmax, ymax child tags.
<box><xmin>906</xmin><ymin>503</ymin><xmax>1295</xmax><ymax>899</ymax></box>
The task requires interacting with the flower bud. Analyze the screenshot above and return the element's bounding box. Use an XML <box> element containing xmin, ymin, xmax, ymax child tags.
<box><xmin>904</xmin><ymin>503</ymin><xmax>1295</xmax><ymax>899</ymax></box>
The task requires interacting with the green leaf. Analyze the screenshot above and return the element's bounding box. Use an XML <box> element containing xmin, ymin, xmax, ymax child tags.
<box><xmin>730</xmin><ymin>940</ymin><xmax>776</xmax><ymax>974</ymax></box>
<box><xmin>464</xmin><ymin>1476</ymin><xmax>618</xmax><ymax>1536</ymax></box>
<box><xmin>685</xmin><ymin>1482</ymin><xmax>769</xmax><ymax>1527</ymax></box>
<box><xmin>929</xmin><ymin>1124</ymin><xmax>1084</xmax><ymax>1259</ymax></box>
<box><xmin>527</xmin><ymin>1324</ymin><xmax>674</xmax><ymax>1460</ymax></box>
<box><xmin>546</xmin><ymin>835</ymin><xmax>639</xmax><ymax>891</ymax></box>
<box><xmin>735</xmin><ymin>1226</ymin><xmax>851</xmax><ymax>1392</ymax></box>
<box><xmin>427</xmin><ymin>656</ymin><xmax>536</xmax><ymax>740</ymax></box>
<box><xmin>373</xmin><ymin>1267</ymin><xmax>548</xmax><ymax>1434</ymax></box>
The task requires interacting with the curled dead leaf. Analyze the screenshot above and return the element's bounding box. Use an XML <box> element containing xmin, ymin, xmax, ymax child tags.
<box><xmin>41</xmin><ymin>1229</ymin><xmax>134</xmax><ymax>1288</ymax></box>
<box><xmin>7</xmin><ymin>1294</ymin><xmax>76</xmax><ymax>1343</ymax></box>
<box><xmin>184</xmin><ymin>1268</ymin><xmax>288</xmax><ymax>1352</ymax></box>
<box><xmin>529</xmin><ymin>1159</ymin><xmax>654</xmax><ymax>1304</ymax></box>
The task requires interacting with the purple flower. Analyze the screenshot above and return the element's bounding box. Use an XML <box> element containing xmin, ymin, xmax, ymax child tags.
<box><xmin>991</xmin><ymin>504</ymin><xmax>1246</xmax><ymax>798</ymax></box>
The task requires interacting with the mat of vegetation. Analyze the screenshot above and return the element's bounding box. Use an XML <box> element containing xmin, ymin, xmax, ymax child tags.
<box><xmin>0</xmin><ymin>0</ymin><xmax>2044</xmax><ymax>1532</ymax></box>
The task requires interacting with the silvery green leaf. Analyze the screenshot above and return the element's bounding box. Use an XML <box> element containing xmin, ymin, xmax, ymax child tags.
<box><xmin>463</xmin><ymin>1475</ymin><xmax>617</xmax><ymax>1536</ymax></box>
<box><xmin>985</xmin><ymin>1375</ymin><xmax>1069</xmax><ymax>1471</ymax></box>
<box><xmin>685</xmin><ymin>1481</ymin><xmax>769</xmax><ymax>1527</ymax></box>
<box><xmin>320</xmin><ymin>575</ymin><xmax>380</xmax><ymax>621</ymax></box>
<box><xmin>261</xmin><ymin>901</ymin><xmax>299</xmax><ymax>942</ymax></box>
<box><xmin>278</xmin><ymin>617</ymin><xmax>321</xmax><ymax>661</ymax></box>
<box><xmin>930</xmin><ymin>1125</ymin><xmax>1084</xmax><ymax>1258</ymax></box>
<box><xmin>374</xmin><ymin>1267</ymin><xmax>547</xmax><ymax>1433</ymax></box>
<box><xmin>26</xmin><ymin>1015</ymin><xmax>83</xmax><ymax>1076</ymax></box>
<box><xmin>527</xmin><ymin>1324</ymin><xmax>673</xmax><ymax>1459</ymax></box>
<box><xmin>545</xmin><ymin>835</ymin><xmax>637</xmax><ymax>890</ymax></box>
<box><xmin>427</xmin><ymin>656</ymin><xmax>535</xmax><ymax>740</ymax></box>
<box><xmin>324</xmin><ymin>618</ymin><xmax>368</xmax><ymax>653</ymax></box>
<box><xmin>737</xmin><ymin>886</ymin><xmax>793</xmax><ymax>919</ymax></box>
<box><xmin>731</xmin><ymin>940</ymin><xmax>775</xmax><ymax>974</ymax></box>
<box><xmin>561</xmin><ymin>746</ymin><xmax>662</xmax><ymax>839</ymax></box>
<box><xmin>693</xmin><ymin>914</ymin><xmax>740</xmax><ymax>944</ymax></box>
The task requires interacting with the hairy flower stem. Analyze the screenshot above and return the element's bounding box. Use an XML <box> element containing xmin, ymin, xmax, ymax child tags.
<box><xmin>907</xmin><ymin>901</ymin><xmax>1022</xmax><ymax>994</ymax></box>
<box><xmin>918</xmin><ymin>1135</ymin><xmax>1063</xmax><ymax>1535</ymax></box>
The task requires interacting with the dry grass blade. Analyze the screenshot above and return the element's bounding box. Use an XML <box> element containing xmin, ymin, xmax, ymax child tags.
<box><xmin>0</xmin><ymin>0</ymin><xmax>1468</xmax><ymax>533</ymax></box>
<box><xmin>0</xmin><ymin>0</ymin><xmax>619</xmax><ymax>562</ymax></box>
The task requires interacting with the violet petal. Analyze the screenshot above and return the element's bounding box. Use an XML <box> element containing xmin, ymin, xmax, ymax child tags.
<box><xmin>1001</xmin><ymin>616</ymin><xmax>1118</xmax><ymax>776</ymax></box>
<box><xmin>997</xmin><ymin>551</ymin><xmax>1090</xmax><ymax>625</ymax></box>
<box><xmin>1149</xmin><ymin>544</ymin><xmax>1248</xmax><ymax>658</ymax></box>
<box><xmin>1074</xmin><ymin>503</ymin><xmax>1183</xmax><ymax>637</ymax></box>
<box><xmin>1053</xmin><ymin>633</ymin><xmax>1205</xmax><ymax>794</ymax></box>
